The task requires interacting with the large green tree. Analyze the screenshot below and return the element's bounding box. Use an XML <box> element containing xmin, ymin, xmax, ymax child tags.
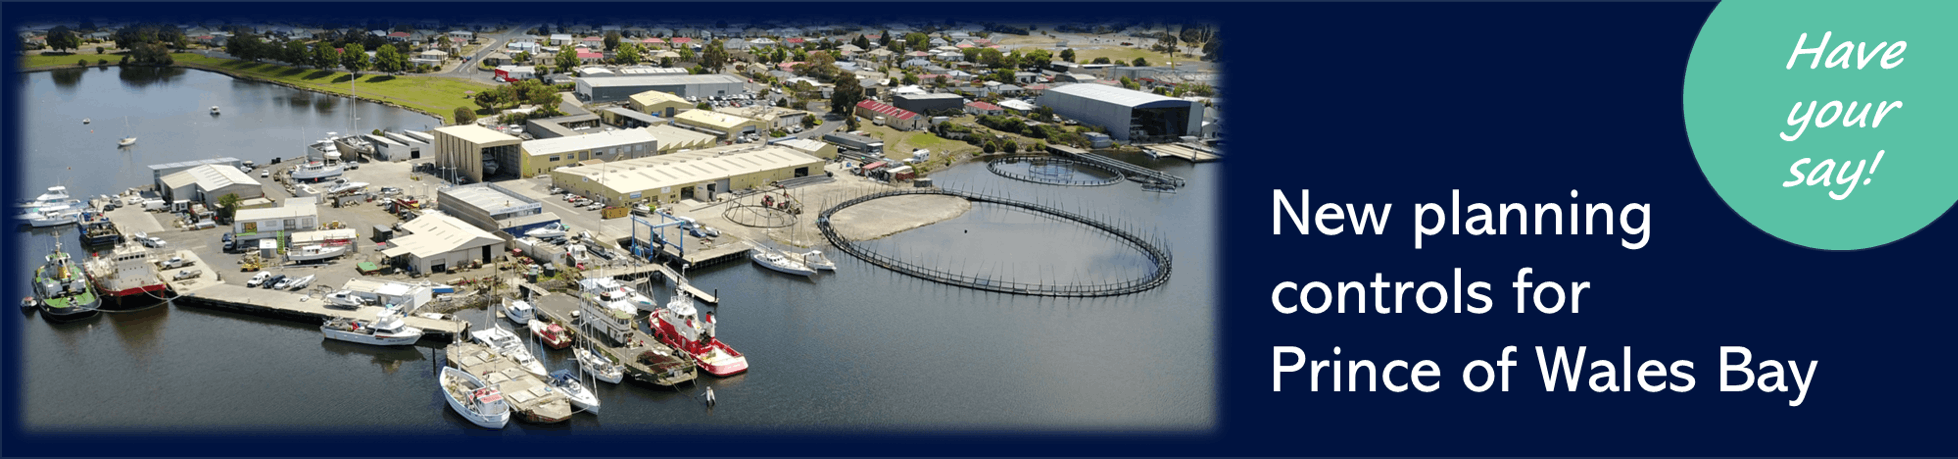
<box><xmin>46</xmin><ymin>26</ymin><xmax>81</xmax><ymax>52</ymax></box>
<box><xmin>554</xmin><ymin>48</ymin><xmax>579</xmax><ymax>70</ymax></box>
<box><xmin>314</xmin><ymin>45</ymin><xmax>339</xmax><ymax>70</ymax></box>
<box><xmin>830</xmin><ymin>71</ymin><xmax>864</xmax><ymax>120</ymax></box>
<box><xmin>373</xmin><ymin>44</ymin><xmax>404</xmax><ymax>73</ymax></box>
<box><xmin>700</xmin><ymin>39</ymin><xmax>729</xmax><ymax>72</ymax></box>
<box><xmin>603</xmin><ymin>31</ymin><xmax>622</xmax><ymax>52</ymax></box>
<box><xmin>1060</xmin><ymin>48</ymin><xmax>1075</xmax><ymax>63</ymax></box>
<box><xmin>216</xmin><ymin>193</ymin><xmax>242</xmax><ymax>222</ymax></box>
<box><xmin>283</xmin><ymin>39</ymin><xmax>309</xmax><ymax>66</ymax></box>
<box><xmin>340</xmin><ymin>43</ymin><xmax>368</xmax><ymax>75</ymax></box>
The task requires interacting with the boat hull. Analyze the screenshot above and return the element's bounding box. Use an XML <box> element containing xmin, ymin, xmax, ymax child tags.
<box><xmin>288</xmin><ymin>246</ymin><xmax>348</xmax><ymax>262</ymax></box>
<box><xmin>440</xmin><ymin>367</ymin><xmax>511</xmax><ymax>430</ymax></box>
<box><xmin>752</xmin><ymin>253</ymin><xmax>816</xmax><ymax>276</ymax></box>
<box><xmin>322</xmin><ymin>327</ymin><xmax>423</xmax><ymax>346</ymax></box>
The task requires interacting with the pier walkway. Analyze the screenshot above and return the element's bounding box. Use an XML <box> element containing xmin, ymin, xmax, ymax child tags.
<box><xmin>174</xmin><ymin>283</ymin><xmax>469</xmax><ymax>337</ymax></box>
<box><xmin>1144</xmin><ymin>143</ymin><xmax>1222</xmax><ymax>162</ymax></box>
<box><xmin>1047</xmin><ymin>145</ymin><xmax>1187</xmax><ymax>187</ymax></box>
<box><xmin>578</xmin><ymin>263</ymin><xmax>718</xmax><ymax>304</ymax></box>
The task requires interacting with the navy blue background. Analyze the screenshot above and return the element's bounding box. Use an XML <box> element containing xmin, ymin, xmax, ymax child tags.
<box><xmin>9</xmin><ymin>1</ymin><xmax>1952</xmax><ymax>456</ymax></box>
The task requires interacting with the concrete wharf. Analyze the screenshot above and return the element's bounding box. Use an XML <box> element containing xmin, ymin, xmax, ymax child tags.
<box><xmin>173</xmin><ymin>282</ymin><xmax>469</xmax><ymax>338</ymax></box>
<box><xmin>529</xmin><ymin>293</ymin><xmax>697</xmax><ymax>387</ymax></box>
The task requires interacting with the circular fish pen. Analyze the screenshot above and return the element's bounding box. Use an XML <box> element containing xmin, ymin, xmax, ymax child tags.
<box><xmin>986</xmin><ymin>156</ymin><xmax>1126</xmax><ymax>187</ymax></box>
<box><xmin>723</xmin><ymin>204</ymin><xmax>798</xmax><ymax>228</ymax></box>
<box><xmin>817</xmin><ymin>189</ymin><xmax>1172</xmax><ymax>297</ymax></box>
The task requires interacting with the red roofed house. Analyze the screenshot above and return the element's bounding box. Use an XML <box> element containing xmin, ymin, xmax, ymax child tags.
<box><xmin>670</xmin><ymin>37</ymin><xmax>693</xmax><ymax>45</ymax></box>
<box><xmin>855</xmin><ymin>100</ymin><xmax>925</xmax><ymax>131</ymax></box>
<box><xmin>964</xmin><ymin>101</ymin><xmax>1003</xmax><ymax>116</ymax></box>
<box><xmin>642</xmin><ymin>37</ymin><xmax>665</xmax><ymax>46</ymax></box>
<box><xmin>785</xmin><ymin>37</ymin><xmax>806</xmax><ymax>46</ymax></box>
<box><xmin>1022</xmin><ymin>84</ymin><xmax>1050</xmax><ymax>96</ymax></box>
<box><xmin>955</xmin><ymin>43</ymin><xmax>973</xmax><ymax>49</ymax></box>
<box><xmin>776</xmin><ymin>61</ymin><xmax>803</xmax><ymax>72</ymax></box>
<box><xmin>576</xmin><ymin>50</ymin><xmax>605</xmax><ymax>64</ymax></box>
<box><xmin>387</xmin><ymin>31</ymin><xmax>411</xmax><ymax>41</ymax></box>
<box><xmin>972</xmin><ymin>38</ymin><xmax>992</xmax><ymax>46</ymax></box>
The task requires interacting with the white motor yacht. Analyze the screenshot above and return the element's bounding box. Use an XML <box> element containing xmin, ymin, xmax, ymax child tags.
<box><xmin>575</xmin><ymin>347</ymin><xmax>625</xmax><ymax>384</ymax></box>
<box><xmin>321</xmin><ymin>310</ymin><xmax>424</xmax><ymax>346</ymax></box>
<box><xmin>751</xmin><ymin>247</ymin><xmax>816</xmax><ymax>277</ymax></box>
<box><xmin>469</xmin><ymin>324</ymin><xmax>548</xmax><ymax>377</ymax></box>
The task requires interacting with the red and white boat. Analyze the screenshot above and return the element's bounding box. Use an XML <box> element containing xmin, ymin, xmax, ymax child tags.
<box><xmin>649</xmin><ymin>286</ymin><xmax>748</xmax><ymax>376</ymax></box>
<box><xmin>84</xmin><ymin>245</ymin><xmax>172</xmax><ymax>307</ymax></box>
<box><xmin>529</xmin><ymin>319</ymin><xmax>572</xmax><ymax>350</ymax></box>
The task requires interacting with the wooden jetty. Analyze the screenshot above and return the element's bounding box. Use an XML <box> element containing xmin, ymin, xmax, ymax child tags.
<box><xmin>444</xmin><ymin>341</ymin><xmax>574</xmax><ymax>423</ymax></box>
<box><xmin>531</xmin><ymin>293</ymin><xmax>697</xmax><ymax>387</ymax></box>
<box><xmin>1046</xmin><ymin>144</ymin><xmax>1188</xmax><ymax>187</ymax></box>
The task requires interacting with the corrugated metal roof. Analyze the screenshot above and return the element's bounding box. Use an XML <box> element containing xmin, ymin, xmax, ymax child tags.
<box><xmin>855</xmin><ymin>100</ymin><xmax>918</xmax><ymax>120</ymax></box>
<box><xmin>1045</xmin><ymin>83</ymin><xmax>1184</xmax><ymax>108</ymax></box>
<box><xmin>435</xmin><ymin>125</ymin><xmax>522</xmax><ymax>145</ymax></box>
<box><xmin>647</xmin><ymin>125</ymin><xmax>717</xmax><ymax>150</ymax></box>
<box><xmin>578</xmin><ymin>74</ymin><xmax>743</xmax><ymax>88</ymax></box>
<box><xmin>236</xmin><ymin>202</ymin><xmax>318</xmax><ymax>222</ymax></box>
<box><xmin>550</xmin><ymin>145</ymin><xmax>824</xmax><ymax>194</ymax></box>
<box><xmin>673</xmin><ymin>110</ymin><xmax>757</xmax><ymax>130</ymax></box>
<box><xmin>161</xmin><ymin>164</ymin><xmax>259</xmax><ymax>191</ymax></box>
<box><xmin>522</xmin><ymin>129</ymin><xmax>657</xmax><ymax>156</ymax></box>
<box><xmin>381</xmin><ymin>213</ymin><xmax>502</xmax><ymax>259</ymax></box>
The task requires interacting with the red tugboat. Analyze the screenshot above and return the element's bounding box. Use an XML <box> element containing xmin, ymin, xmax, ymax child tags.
<box><xmin>649</xmin><ymin>287</ymin><xmax>748</xmax><ymax>376</ymax></box>
<box><xmin>528</xmin><ymin>319</ymin><xmax>572</xmax><ymax>350</ymax></box>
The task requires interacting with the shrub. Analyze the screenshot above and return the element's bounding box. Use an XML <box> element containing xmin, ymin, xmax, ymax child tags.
<box><xmin>77</xmin><ymin>59</ymin><xmax>88</xmax><ymax>66</ymax></box>
<box><xmin>452</xmin><ymin>107</ymin><xmax>477</xmax><ymax>125</ymax></box>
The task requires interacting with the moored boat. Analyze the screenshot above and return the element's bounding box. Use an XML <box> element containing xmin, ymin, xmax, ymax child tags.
<box><xmin>35</xmin><ymin>242</ymin><xmax>101</xmax><ymax>320</ymax></box>
<box><xmin>750</xmin><ymin>247</ymin><xmax>815</xmax><ymax>277</ymax></box>
<box><xmin>470</xmin><ymin>324</ymin><xmax>548</xmax><ymax>377</ymax></box>
<box><xmin>439</xmin><ymin>367</ymin><xmax>511</xmax><ymax>429</ymax></box>
<box><xmin>80</xmin><ymin>219</ymin><xmax>123</xmax><ymax>247</ymax></box>
<box><xmin>548</xmin><ymin>370</ymin><xmax>600</xmax><ymax>414</ymax></box>
<box><xmin>529</xmin><ymin>319</ymin><xmax>571</xmax><ymax>349</ymax></box>
<box><xmin>801</xmin><ymin>250</ymin><xmax>836</xmax><ymax>271</ymax></box>
<box><xmin>502</xmin><ymin>298</ymin><xmax>536</xmax><ymax>323</ymax></box>
<box><xmin>84</xmin><ymin>244</ymin><xmax>171</xmax><ymax>307</ymax></box>
<box><xmin>575</xmin><ymin>347</ymin><xmax>625</xmax><ymax>384</ymax></box>
<box><xmin>321</xmin><ymin>310</ymin><xmax>424</xmax><ymax>346</ymax></box>
<box><xmin>650</xmin><ymin>287</ymin><xmax>748</xmax><ymax>376</ymax></box>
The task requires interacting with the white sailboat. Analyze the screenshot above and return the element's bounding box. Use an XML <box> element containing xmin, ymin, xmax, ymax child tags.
<box><xmin>574</xmin><ymin>347</ymin><xmax>624</xmax><ymax>384</ymax></box>
<box><xmin>751</xmin><ymin>246</ymin><xmax>816</xmax><ymax>277</ymax></box>
<box><xmin>118</xmin><ymin>117</ymin><xmax>136</xmax><ymax>146</ymax></box>
<box><xmin>549</xmin><ymin>370</ymin><xmax>601</xmax><ymax>414</ymax></box>
<box><xmin>439</xmin><ymin>367</ymin><xmax>511</xmax><ymax>429</ymax></box>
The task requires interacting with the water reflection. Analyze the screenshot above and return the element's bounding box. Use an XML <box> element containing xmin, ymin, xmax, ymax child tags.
<box><xmin>116</xmin><ymin>66</ymin><xmax>186</xmax><ymax>88</ymax></box>
<box><xmin>319</xmin><ymin>340</ymin><xmax>427</xmax><ymax>375</ymax></box>
<box><xmin>48</xmin><ymin>68</ymin><xmax>85</xmax><ymax>89</ymax></box>
<box><xmin>106</xmin><ymin>304</ymin><xmax>172</xmax><ymax>367</ymax></box>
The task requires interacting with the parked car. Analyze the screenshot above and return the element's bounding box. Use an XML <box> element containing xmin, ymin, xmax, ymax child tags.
<box><xmin>262</xmin><ymin>274</ymin><xmax>287</xmax><ymax>289</ymax></box>
<box><xmin>161</xmin><ymin>256</ymin><xmax>190</xmax><ymax>269</ymax></box>
<box><xmin>246</xmin><ymin>271</ymin><xmax>272</xmax><ymax>287</ymax></box>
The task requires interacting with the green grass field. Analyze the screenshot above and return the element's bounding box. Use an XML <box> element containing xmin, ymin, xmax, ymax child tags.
<box><xmin>1072</xmin><ymin>47</ymin><xmax>1191</xmax><ymax>66</ymax></box>
<box><xmin>170</xmin><ymin>54</ymin><xmax>493</xmax><ymax>123</ymax></box>
<box><xmin>20</xmin><ymin>52</ymin><xmax>112</xmax><ymax>68</ymax></box>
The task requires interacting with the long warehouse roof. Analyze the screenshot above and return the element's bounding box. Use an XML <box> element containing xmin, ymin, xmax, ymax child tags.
<box><xmin>579</xmin><ymin>74</ymin><xmax>746</xmax><ymax>88</ymax></box>
<box><xmin>1045</xmin><ymin>83</ymin><xmax>1191</xmax><ymax>108</ymax></box>
<box><xmin>553</xmin><ymin>145</ymin><xmax>822</xmax><ymax>193</ymax></box>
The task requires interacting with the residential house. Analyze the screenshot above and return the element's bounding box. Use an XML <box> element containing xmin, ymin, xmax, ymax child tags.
<box><xmin>965</xmin><ymin>101</ymin><xmax>1004</xmax><ymax>116</ymax></box>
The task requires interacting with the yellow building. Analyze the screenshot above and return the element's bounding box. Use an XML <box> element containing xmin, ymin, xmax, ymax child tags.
<box><xmin>646</xmin><ymin>125</ymin><xmax>718</xmax><ymax>154</ymax></box>
<box><xmin>774</xmin><ymin>138</ymin><xmax>839</xmax><ymax>160</ymax></box>
<box><xmin>549</xmin><ymin>144</ymin><xmax>825</xmax><ymax>205</ymax></box>
<box><xmin>628</xmin><ymin>89</ymin><xmax>694</xmax><ymax>118</ymax></box>
<box><xmin>518</xmin><ymin>129</ymin><xmax>660</xmax><ymax>177</ymax></box>
<box><xmin>715</xmin><ymin>106</ymin><xmax>810</xmax><ymax>130</ymax></box>
<box><xmin>432</xmin><ymin>125</ymin><xmax>523</xmax><ymax>183</ymax></box>
<box><xmin>670</xmin><ymin>110</ymin><xmax>763</xmax><ymax>141</ymax></box>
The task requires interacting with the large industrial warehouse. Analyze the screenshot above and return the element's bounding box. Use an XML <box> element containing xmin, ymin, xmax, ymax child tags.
<box><xmin>549</xmin><ymin>144</ymin><xmax>825</xmax><ymax>206</ymax></box>
<box><xmin>574</xmin><ymin>74</ymin><xmax>748</xmax><ymax>103</ymax></box>
<box><xmin>1036</xmin><ymin>84</ymin><xmax>1204</xmax><ymax>142</ymax></box>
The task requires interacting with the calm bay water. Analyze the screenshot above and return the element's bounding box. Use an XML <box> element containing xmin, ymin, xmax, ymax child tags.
<box><xmin>11</xmin><ymin>67</ymin><xmax>1215</xmax><ymax>434</ymax></box>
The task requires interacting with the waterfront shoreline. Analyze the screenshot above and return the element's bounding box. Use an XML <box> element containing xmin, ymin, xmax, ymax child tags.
<box><xmin>21</xmin><ymin>58</ymin><xmax>470</xmax><ymax>124</ymax></box>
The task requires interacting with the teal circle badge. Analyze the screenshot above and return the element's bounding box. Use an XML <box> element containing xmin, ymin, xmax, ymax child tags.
<box><xmin>1685</xmin><ymin>0</ymin><xmax>1958</xmax><ymax>250</ymax></box>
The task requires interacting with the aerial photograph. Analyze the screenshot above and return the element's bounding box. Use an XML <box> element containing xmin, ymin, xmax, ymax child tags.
<box><xmin>9</xmin><ymin>11</ymin><xmax>1221</xmax><ymax>434</ymax></box>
